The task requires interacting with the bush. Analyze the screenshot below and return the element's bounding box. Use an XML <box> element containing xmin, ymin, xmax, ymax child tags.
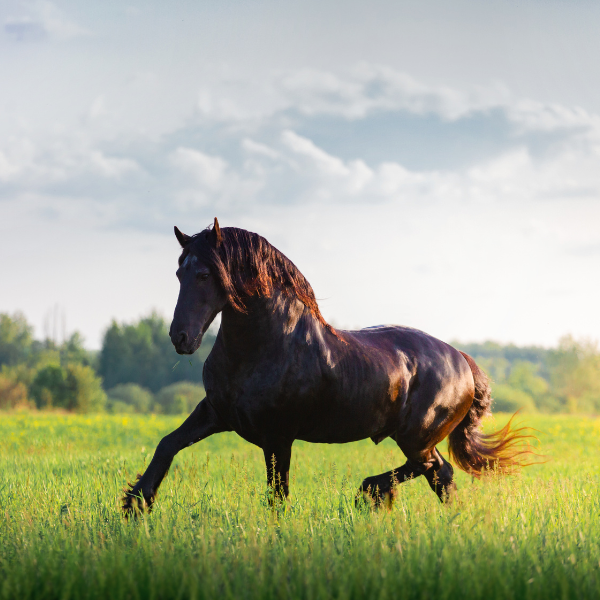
<box><xmin>31</xmin><ymin>364</ymin><xmax>106</xmax><ymax>412</ymax></box>
<box><xmin>108</xmin><ymin>400</ymin><xmax>136</xmax><ymax>414</ymax></box>
<box><xmin>492</xmin><ymin>384</ymin><xmax>536</xmax><ymax>413</ymax></box>
<box><xmin>0</xmin><ymin>373</ymin><xmax>32</xmax><ymax>410</ymax></box>
<box><xmin>30</xmin><ymin>365</ymin><xmax>65</xmax><ymax>408</ymax></box>
<box><xmin>156</xmin><ymin>382</ymin><xmax>205</xmax><ymax>415</ymax></box>
<box><xmin>107</xmin><ymin>383</ymin><xmax>154</xmax><ymax>414</ymax></box>
<box><xmin>64</xmin><ymin>364</ymin><xmax>107</xmax><ymax>413</ymax></box>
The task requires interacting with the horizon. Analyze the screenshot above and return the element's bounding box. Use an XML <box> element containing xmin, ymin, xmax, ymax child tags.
<box><xmin>4</xmin><ymin>304</ymin><xmax>585</xmax><ymax>353</ymax></box>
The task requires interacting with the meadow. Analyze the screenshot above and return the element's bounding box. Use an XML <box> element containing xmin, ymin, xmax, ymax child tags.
<box><xmin>1</xmin><ymin>412</ymin><xmax>599</xmax><ymax>600</ymax></box>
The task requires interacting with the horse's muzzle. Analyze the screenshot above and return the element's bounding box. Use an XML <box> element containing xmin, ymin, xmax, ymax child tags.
<box><xmin>171</xmin><ymin>330</ymin><xmax>202</xmax><ymax>355</ymax></box>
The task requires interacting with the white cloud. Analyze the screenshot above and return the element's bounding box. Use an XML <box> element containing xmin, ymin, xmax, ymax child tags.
<box><xmin>242</xmin><ymin>138</ymin><xmax>280</xmax><ymax>160</ymax></box>
<box><xmin>169</xmin><ymin>147</ymin><xmax>228</xmax><ymax>190</ymax></box>
<box><xmin>89</xmin><ymin>151</ymin><xmax>139</xmax><ymax>179</ymax></box>
<box><xmin>276</xmin><ymin>64</ymin><xmax>511</xmax><ymax>122</ymax></box>
<box><xmin>281</xmin><ymin>130</ymin><xmax>374</xmax><ymax>198</ymax></box>
<box><xmin>167</xmin><ymin>146</ymin><xmax>268</xmax><ymax>213</ymax></box>
<box><xmin>508</xmin><ymin>100</ymin><xmax>600</xmax><ymax>135</ymax></box>
<box><xmin>282</xmin><ymin>130</ymin><xmax>350</xmax><ymax>176</ymax></box>
<box><xmin>0</xmin><ymin>136</ymin><xmax>67</xmax><ymax>185</ymax></box>
<box><xmin>274</xmin><ymin>64</ymin><xmax>600</xmax><ymax>150</ymax></box>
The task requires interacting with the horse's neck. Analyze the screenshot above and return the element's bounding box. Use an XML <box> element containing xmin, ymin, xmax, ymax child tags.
<box><xmin>219</xmin><ymin>291</ymin><xmax>319</xmax><ymax>359</ymax></box>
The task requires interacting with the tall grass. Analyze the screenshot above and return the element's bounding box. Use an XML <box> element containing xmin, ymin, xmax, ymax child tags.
<box><xmin>1</xmin><ymin>412</ymin><xmax>599</xmax><ymax>599</ymax></box>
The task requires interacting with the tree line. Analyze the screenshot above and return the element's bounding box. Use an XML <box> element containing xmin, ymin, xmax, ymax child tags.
<box><xmin>454</xmin><ymin>338</ymin><xmax>600</xmax><ymax>413</ymax></box>
<box><xmin>1</xmin><ymin>310</ymin><xmax>599</xmax><ymax>414</ymax></box>
<box><xmin>0</xmin><ymin>312</ymin><xmax>215</xmax><ymax>414</ymax></box>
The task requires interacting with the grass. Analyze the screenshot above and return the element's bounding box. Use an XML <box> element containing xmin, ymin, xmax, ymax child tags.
<box><xmin>1</xmin><ymin>412</ymin><xmax>600</xmax><ymax>599</ymax></box>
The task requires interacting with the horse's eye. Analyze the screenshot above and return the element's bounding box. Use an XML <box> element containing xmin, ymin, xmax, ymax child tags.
<box><xmin>197</xmin><ymin>272</ymin><xmax>209</xmax><ymax>281</ymax></box>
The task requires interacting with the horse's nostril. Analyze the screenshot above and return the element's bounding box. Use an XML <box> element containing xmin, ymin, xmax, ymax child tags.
<box><xmin>177</xmin><ymin>331</ymin><xmax>188</xmax><ymax>346</ymax></box>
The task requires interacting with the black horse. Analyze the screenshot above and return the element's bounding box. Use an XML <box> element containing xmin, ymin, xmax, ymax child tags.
<box><xmin>123</xmin><ymin>219</ymin><xmax>530</xmax><ymax>513</ymax></box>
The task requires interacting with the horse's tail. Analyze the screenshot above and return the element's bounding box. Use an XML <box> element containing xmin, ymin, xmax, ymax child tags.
<box><xmin>448</xmin><ymin>352</ymin><xmax>535</xmax><ymax>476</ymax></box>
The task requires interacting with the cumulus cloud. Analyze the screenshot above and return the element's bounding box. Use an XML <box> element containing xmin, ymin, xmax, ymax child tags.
<box><xmin>0</xmin><ymin>134</ymin><xmax>142</xmax><ymax>196</ymax></box>
<box><xmin>274</xmin><ymin>64</ymin><xmax>600</xmax><ymax>152</ymax></box>
<box><xmin>277</xmin><ymin>64</ymin><xmax>511</xmax><ymax>122</ymax></box>
<box><xmin>507</xmin><ymin>100</ymin><xmax>600</xmax><ymax>135</ymax></box>
<box><xmin>281</xmin><ymin>130</ymin><xmax>374</xmax><ymax>198</ymax></box>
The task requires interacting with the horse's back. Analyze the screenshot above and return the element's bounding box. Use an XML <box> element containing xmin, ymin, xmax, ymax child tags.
<box><xmin>342</xmin><ymin>324</ymin><xmax>470</xmax><ymax>377</ymax></box>
<box><xmin>350</xmin><ymin>324</ymin><xmax>473</xmax><ymax>397</ymax></box>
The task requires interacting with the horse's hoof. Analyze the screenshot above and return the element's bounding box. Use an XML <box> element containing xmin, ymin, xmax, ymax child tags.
<box><xmin>121</xmin><ymin>475</ymin><xmax>152</xmax><ymax>519</ymax></box>
<box><xmin>122</xmin><ymin>491</ymin><xmax>143</xmax><ymax>519</ymax></box>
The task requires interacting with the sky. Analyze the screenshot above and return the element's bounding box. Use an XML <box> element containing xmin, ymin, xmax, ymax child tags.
<box><xmin>1</xmin><ymin>0</ymin><xmax>600</xmax><ymax>349</ymax></box>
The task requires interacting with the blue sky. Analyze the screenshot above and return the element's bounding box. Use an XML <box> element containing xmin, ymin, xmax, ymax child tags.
<box><xmin>1</xmin><ymin>0</ymin><xmax>600</xmax><ymax>348</ymax></box>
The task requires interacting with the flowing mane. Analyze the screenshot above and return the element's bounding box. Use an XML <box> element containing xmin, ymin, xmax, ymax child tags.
<box><xmin>180</xmin><ymin>224</ymin><xmax>335</xmax><ymax>333</ymax></box>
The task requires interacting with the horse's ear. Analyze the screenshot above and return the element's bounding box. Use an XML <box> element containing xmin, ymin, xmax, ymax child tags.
<box><xmin>212</xmin><ymin>217</ymin><xmax>223</xmax><ymax>248</ymax></box>
<box><xmin>174</xmin><ymin>226</ymin><xmax>190</xmax><ymax>248</ymax></box>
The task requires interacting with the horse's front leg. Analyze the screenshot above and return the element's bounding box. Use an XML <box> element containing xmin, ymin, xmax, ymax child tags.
<box><xmin>262</xmin><ymin>442</ymin><xmax>292</xmax><ymax>503</ymax></box>
<box><xmin>123</xmin><ymin>399</ymin><xmax>226</xmax><ymax>516</ymax></box>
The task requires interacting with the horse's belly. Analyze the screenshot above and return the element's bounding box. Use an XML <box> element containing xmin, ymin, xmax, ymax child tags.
<box><xmin>294</xmin><ymin>395</ymin><xmax>398</xmax><ymax>444</ymax></box>
<box><xmin>208</xmin><ymin>359</ymin><xmax>401</xmax><ymax>446</ymax></box>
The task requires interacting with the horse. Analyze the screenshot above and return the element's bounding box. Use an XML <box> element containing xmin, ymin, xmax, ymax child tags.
<box><xmin>123</xmin><ymin>218</ymin><xmax>531</xmax><ymax>514</ymax></box>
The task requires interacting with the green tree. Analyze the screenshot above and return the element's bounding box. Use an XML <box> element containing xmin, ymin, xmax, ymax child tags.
<box><xmin>0</xmin><ymin>312</ymin><xmax>34</xmax><ymax>367</ymax></box>
<box><xmin>492</xmin><ymin>384</ymin><xmax>536</xmax><ymax>413</ymax></box>
<box><xmin>455</xmin><ymin>341</ymin><xmax>557</xmax><ymax>411</ymax></box>
<box><xmin>507</xmin><ymin>361</ymin><xmax>548</xmax><ymax>400</ymax></box>
<box><xmin>98</xmin><ymin>313</ymin><xmax>214</xmax><ymax>392</ymax></box>
<box><xmin>63</xmin><ymin>364</ymin><xmax>107</xmax><ymax>413</ymax></box>
<box><xmin>548</xmin><ymin>336</ymin><xmax>600</xmax><ymax>413</ymax></box>
<box><xmin>59</xmin><ymin>333</ymin><xmax>93</xmax><ymax>367</ymax></box>
<box><xmin>30</xmin><ymin>364</ymin><xmax>66</xmax><ymax>408</ymax></box>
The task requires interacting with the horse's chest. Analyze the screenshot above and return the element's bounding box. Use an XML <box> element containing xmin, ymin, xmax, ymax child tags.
<box><xmin>208</xmin><ymin>361</ymin><xmax>303</xmax><ymax>441</ymax></box>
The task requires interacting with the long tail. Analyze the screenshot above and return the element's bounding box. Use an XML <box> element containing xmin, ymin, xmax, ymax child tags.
<box><xmin>448</xmin><ymin>352</ymin><xmax>536</xmax><ymax>476</ymax></box>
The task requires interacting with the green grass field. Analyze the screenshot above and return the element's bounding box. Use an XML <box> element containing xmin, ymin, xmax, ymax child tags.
<box><xmin>1</xmin><ymin>411</ymin><xmax>599</xmax><ymax>599</ymax></box>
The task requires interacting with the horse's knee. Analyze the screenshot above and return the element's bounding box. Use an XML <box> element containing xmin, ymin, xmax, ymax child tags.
<box><xmin>156</xmin><ymin>433</ymin><xmax>178</xmax><ymax>459</ymax></box>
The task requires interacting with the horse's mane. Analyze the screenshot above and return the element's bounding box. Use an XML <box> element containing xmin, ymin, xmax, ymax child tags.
<box><xmin>181</xmin><ymin>224</ymin><xmax>337</xmax><ymax>335</ymax></box>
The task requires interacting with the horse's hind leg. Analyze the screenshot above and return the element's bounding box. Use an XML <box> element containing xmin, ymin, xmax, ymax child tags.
<box><xmin>357</xmin><ymin>459</ymin><xmax>430</xmax><ymax>507</ymax></box>
<box><xmin>422</xmin><ymin>448</ymin><xmax>456</xmax><ymax>502</ymax></box>
<box><xmin>357</xmin><ymin>448</ymin><xmax>455</xmax><ymax>507</ymax></box>
<box><xmin>123</xmin><ymin>399</ymin><xmax>226</xmax><ymax>516</ymax></box>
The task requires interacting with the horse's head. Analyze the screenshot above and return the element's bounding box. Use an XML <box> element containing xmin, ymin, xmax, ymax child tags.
<box><xmin>169</xmin><ymin>219</ymin><xmax>227</xmax><ymax>355</ymax></box>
